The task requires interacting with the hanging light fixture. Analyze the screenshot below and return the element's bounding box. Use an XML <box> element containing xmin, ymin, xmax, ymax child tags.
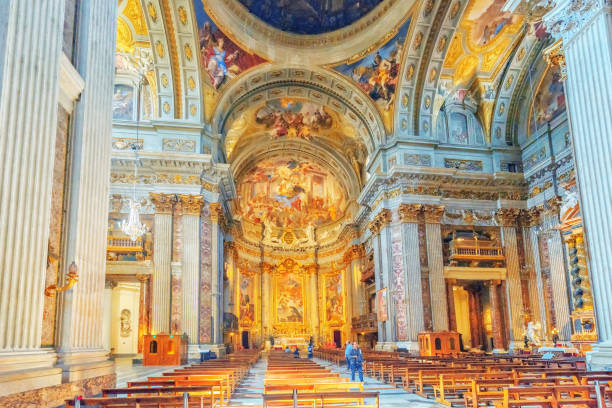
<box><xmin>121</xmin><ymin>54</ymin><xmax>151</xmax><ymax>241</ymax></box>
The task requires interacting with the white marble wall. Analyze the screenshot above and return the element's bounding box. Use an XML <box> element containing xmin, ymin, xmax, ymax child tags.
<box><xmin>182</xmin><ymin>214</ymin><xmax>200</xmax><ymax>346</ymax></box>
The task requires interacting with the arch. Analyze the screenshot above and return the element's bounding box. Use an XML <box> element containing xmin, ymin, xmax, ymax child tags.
<box><xmin>212</xmin><ymin>65</ymin><xmax>387</xmax><ymax>154</ymax></box>
<box><xmin>201</xmin><ymin>0</ymin><xmax>417</xmax><ymax>65</ymax></box>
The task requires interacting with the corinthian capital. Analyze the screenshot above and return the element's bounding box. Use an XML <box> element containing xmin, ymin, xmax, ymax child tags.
<box><xmin>422</xmin><ymin>204</ymin><xmax>445</xmax><ymax>224</ymax></box>
<box><xmin>542</xmin><ymin>0</ymin><xmax>604</xmax><ymax>44</ymax></box>
<box><xmin>150</xmin><ymin>192</ymin><xmax>174</xmax><ymax>214</ymax></box>
<box><xmin>209</xmin><ymin>202</ymin><xmax>223</xmax><ymax>223</ymax></box>
<box><xmin>543</xmin><ymin>40</ymin><xmax>567</xmax><ymax>81</ymax></box>
<box><xmin>178</xmin><ymin>194</ymin><xmax>204</xmax><ymax>216</ymax></box>
<box><xmin>495</xmin><ymin>208</ymin><xmax>521</xmax><ymax>227</ymax></box>
<box><xmin>398</xmin><ymin>204</ymin><xmax>422</xmax><ymax>224</ymax></box>
<box><xmin>521</xmin><ymin>208</ymin><xmax>542</xmax><ymax>228</ymax></box>
<box><xmin>368</xmin><ymin>209</ymin><xmax>392</xmax><ymax>236</ymax></box>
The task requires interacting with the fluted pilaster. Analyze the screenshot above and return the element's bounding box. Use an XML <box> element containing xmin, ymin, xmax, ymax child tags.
<box><xmin>398</xmin><ymin>204</ymin><xmax>424</xmax><ymax>348</ymax></box>
<box><xmin>424</xmin><ymin>205</ymin><xmax>448</xmax><ymax>331</ymax></box>
<box><xmin>261</xmin><ymin>263</ymin><xmax>273</xmax><ymax>340</ymax></box>
<box><xmin>55</xmin><ymin>0</ymin><xmax>117</xmax><ymax>378</ymax></box>
<box><xmin>308</xmin><ymin>266</ymin><xmax>320</xmax><ymax>343</ymax></box>
<box><xmin>209</xmin><ymin>203</ymin><xmax>224</xmax><ymax>345</ymax></box>
<box><xmin>546</xmin><ymin>230</ymin><xmax>572</xmax><ymax>340</ymax></box>
<box><xmin>0</xmin><ymin>0</ymin><xmax>64</xmax><ymax>369</ymax></box>
<box><xmin>370</xmin><ymin>209</ymin><xmax>393</xmax><ymax>345</ymax></box>
<box><xmin>151</xmin><ymin>194</ymin><xmax>173</xmax><ymax>334</ymax></box>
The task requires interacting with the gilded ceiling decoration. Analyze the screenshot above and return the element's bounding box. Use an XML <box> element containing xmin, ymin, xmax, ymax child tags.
<box><xmin>236</xmin><ymin>0</ymin><xmax>384</xmax><ymax>35</ymax></box>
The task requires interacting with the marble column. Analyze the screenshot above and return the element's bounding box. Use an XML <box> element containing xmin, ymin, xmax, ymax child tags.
<box><xmin>398</xmin><ymin>204</ymin><xmax>425</xmax><ymax>350</ymax></box>
<box><xmin>521</xmin><ymin>209</ymin><xmax>548</xmax><ymax>334</ymax></box>
<box><xmin>488</xmin><ymin>280</ymin><xmax>505</xmax><ymax>352</ymax></box>
<box><xmin>446</xmin><ymin>280</ymin><xmax>457</xmax><ymax>332</ymax></box>
<box><xmin>150</xmin><ymin>193</ymin><xmax>173</xmax><ymax>334</ymax></box>
<box><xmin>261</xmin><ymin>263</ymin><xmax>273</xmax><ymax>343</ymax></box>
<box><xmin>179</xmin><ymin>195</ymin><xmax>203</xmax><ymax>357</ymax></box>
<box><xmin>102</xmin><ymin>280</ymin><xmax>116</xmax><ymax>354</ymax></box>
<box><xmin>209</xmin><ymin>203</ymin><xmax>225</xmax><ymax>349</ymax></box>
<box><xmin>423</xmin><ymin>205</ymin><xmax>449</xmax><ymax>331</ymax></box>
<box><xmin>369</xmin><ymin>209</ymin><xmax>393</xmax><ymax>348</ymax></box>
<box><xmin>137</xmin><ymin>275</ymin><xmax>150</xmax><ymax>354</ymax></box>
<box><xmin>55</xmin><ymin>0</ymin><xmax>117</xmax><ymax>382</ymax></box>
<box><xmin>496</xmin><ymin>209</ymin><xmax>525</xmax><ymax>349</ymax></box>
<box><xmin>542</xmin><ymin>2</ymin><xmax>612</xmax><ymax>369</ymax></box>
<box><xmin>0</xmin><ymin>0</ymin><xmax>65</xmax><ymax>391</ymax></box>
<box><xmin>307</xmin><ymin>265</ymin><xmax>320</xmax><ymax>343</ymax></box>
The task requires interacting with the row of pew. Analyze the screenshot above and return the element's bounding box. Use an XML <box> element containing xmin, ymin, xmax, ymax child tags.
<box><xmin>262</xmin><ymin>351</ymin><xmax>379</xmax><ymax>407</ymax></box>
<box><xmin>316</xmin><ymin>348</ymin><xmax>612</xmax><ymax>407</ymax></box>
<box><xmin>65</xmin><ymin>350</ymin><xmax>260</xmax><ymax>407</ymax></box>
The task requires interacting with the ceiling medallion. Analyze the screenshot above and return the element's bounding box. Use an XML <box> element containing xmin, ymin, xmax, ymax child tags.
<box><xmin>178</xmin><ymin>6</ymin><xmax>188</xmax><ymax>25</ymax></box>
<box><xmin>147</xmin><ymin>2</ymin><xmax>157</xmax><ymax>22</ymax></box>
<box><xmin>184</xmin><ymin>44</ymin><xmax>193</xmax><ymax>61</ymax></box>
<box><xmin>163</xmin><ymin>102</ymin><xmax>171</xmax><ymax>113</ymax></box>
<box><xmin>156</xmin><ymin>41</ymin><xmax>164</xmax><ymax>58</ymax></box>
<box><xmin>161</xmin><ymin>73</ymin><xmax>168</xmax><ymax>87</ymax></box>
<box><xmin>190</xmin><ymin>104</ymin><xmax>197</xmax><ymax>116</ymax></box>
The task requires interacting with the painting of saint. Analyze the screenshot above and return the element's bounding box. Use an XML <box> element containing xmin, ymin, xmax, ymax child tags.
<box><xmin>325</xmin><ymin>273</ymin><xmax>344</xmax><ymax>325</ymax></box>
<box><xmin>467</xmin><ymin>0</ymin><xmax>520</xmax><ymax>46</ymax></box>
<box><xmin>376</xmin><ymin>288</ymin><xmax>388</xmax><ymax>322</ymax></box>
<box><xmin>255</xmin><ymin>98</ymin><xmax>333</xmax><ymax>140</ymax></box>
<box><xmin>449</xmin><ymin>112</ymin><xmax>469</xmax><ymax>144</ymax></box>
<box><xmin>193</xmin><ymin>3</ymin><xmax>265</xmax><ymax>89</ymax></box>
<box><xmin>112</xmin><ymin>84</ymin><xmax>134</xmax><ymax>120</ymax></box>
<box><xmin>238</xmin><ymin>158</ymin><xmax>347</xmax><ymax>229</ymax></box>
<box><xmin>334</xmin><ymin>18</ymin><xmax>410</xmax><ymax>108</ymax></box>
<box><xmin>276</xmin><ymin>272</ymin><xmax>304</xmax><ymax>323</ymax></box>
<box><xmin>531</xmin><ymin>65</ymin><xmax>566</xmax><ymax>132</ymax></box>
<box><xmin>237</xmin><ymin>0</ymin><xmax>384</xmax><ymax>35</ymax></box>
<box><xmin>239</xmin><ymin>274</ymin><xmax>255</xmax><ymax>325</ymax></box>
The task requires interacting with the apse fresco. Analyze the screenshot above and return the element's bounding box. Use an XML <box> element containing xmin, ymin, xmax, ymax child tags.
<box><xmin>531</xmin><ymin>65</ymin><xmax>566</xmax><ymax>132</ymax></box>
<box><xmin>334</xmin><ymin>17</ymin><xmax>411</xmax><ymax>108</ymax></box>
<box><xmin>466</xmin><ymin>0</ymin><xmax>520</xmax><ymax>46</ymax></box>
<box><xmin>112</xmin><ymin>84</ymin><xmax>134</xmax><ymax>120</ymax></box>
<box><xmin>237</xmin><ymin>0</ymin><xmax>383</xmax><ymax>35</ymax></box>
<box><xmin>276</xmin><ymin>272</ymin><xmax>304</xmax><ymax>323</ymax></box>
<box><xmin>449</xmin><ymin>113</ymin><xmax>469</xmax><ymax>144</ymax></box>
<box><xmin>193</xmin><ymin>2</ymin><xmax>265</xmax><ymax>89</ymax></box>
<box><xmin>255</xmin><ymin>98</ymin><xmax>333</xmax><ymax>140</ymax></box>
<box><xmin>238</xmin><ymin>158</ymin><xmax>346</xmax><ymax>229</ymax></box>
<box><xmin>325</xmin><ymin>273</ymin><xmax>344</xmax><ymax>325</ymax></box>
<box><xmin>239</xmin><ymin>274</ymin><xmax>255</xmax><ymax>326</ymax></box>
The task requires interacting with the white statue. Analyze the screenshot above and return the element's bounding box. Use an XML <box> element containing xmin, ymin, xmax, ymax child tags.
<box><xmin>526</xmin><ymin>321</ymin><xmax>542</xmax><ymax>347</ymax></box>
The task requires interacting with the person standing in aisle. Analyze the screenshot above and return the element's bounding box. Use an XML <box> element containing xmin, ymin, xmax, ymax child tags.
<box><xmin>349</xmin><ymin>342</ymin><xmax>364</xmax><ymax>382</ymax></box>
<box><xmin>344</xmin><ymin>340</ymin><xmax>353</xmax><ymax>372</ymax></box>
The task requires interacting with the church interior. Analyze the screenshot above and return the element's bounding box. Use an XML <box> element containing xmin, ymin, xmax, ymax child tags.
<box><xmin>1</xmin><ymin>0</ymin><xmax>612</xmax><ymax>406</ymax></box>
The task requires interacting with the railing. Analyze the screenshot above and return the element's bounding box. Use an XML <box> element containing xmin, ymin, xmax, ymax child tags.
<box><xmin>450</xmin><ymin>245</ymin><xmax>504</xmax><ymax>257</ymax></box>
<box><xmin>107</xmin><ymin>236</ymin><xmax>143</xmax><ymax>252</ymax></box>
<box><xmin>352</xmin><ymin>313</ymin><xmax>377</xmax><ymax>332</ymax></box>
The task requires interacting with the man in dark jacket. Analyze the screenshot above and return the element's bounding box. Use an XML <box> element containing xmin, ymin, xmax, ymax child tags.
<box><xmin>349</xmin><ymin>342</ymin><xmax>364</xmax><ymax>382</ymax></box>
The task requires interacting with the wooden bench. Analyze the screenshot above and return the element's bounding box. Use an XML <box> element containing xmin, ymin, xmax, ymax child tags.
<box><xmin>263</xmin><ymin>391</ymin><xmax>380</xmax><ymax>408</ymax></box>
<box><xmin>494</xmin><ymin>384</ymin><xmax>607</xmax><ymax>408</ymax></box>
<box><xmin>66</xmin><ymin>393</ymin><xmax>210</xmax><ymax>407</ymax></box>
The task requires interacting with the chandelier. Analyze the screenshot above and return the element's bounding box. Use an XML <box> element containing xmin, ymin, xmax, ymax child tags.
<box><xmin>121</xmin><ymin>56</ymin><xmax>151</xmax><ymax>241</ymax></box>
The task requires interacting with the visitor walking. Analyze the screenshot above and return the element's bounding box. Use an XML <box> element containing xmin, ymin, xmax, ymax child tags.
<box><xmin>349</xmin><ymin>342</ymin><xmax>364</xmax><ymax>382</ymax></box>
<box><xmin>344</xmin><ymin>340</ymin><xmax>353</xmax><ymax>372</ymax></box>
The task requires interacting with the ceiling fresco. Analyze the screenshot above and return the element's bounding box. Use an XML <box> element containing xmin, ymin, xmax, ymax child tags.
<box><xmin>236</xmin><ymin>158</ymin><xmax>348</xmax><ymax>230</ymax></box>
<box><xmin>224</xmin><ymin>98</ymin><xmax>360</xmax><ymax>159</ymax></box>
<box><xmin>236</xmin><ymin>0</ymin><xmax>384</xmax><ymax>35</ymax></box>
<box><xmin>442</xmin><ymin>0</ymin><xmax>523</xmax><ymax>86</ymax></box>
<box><xmin>193</xmin><ymin>1</ymin><xmax>266</xmax><ymax>90</ymax></box>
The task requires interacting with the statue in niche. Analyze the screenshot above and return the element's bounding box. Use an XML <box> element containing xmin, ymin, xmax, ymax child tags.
<box><xmin>348</xmin><ymin>149</ymin><xmax>363</xmax><ymax>187</ymax></box>
<box><xmin>526</xmin><ymin>321</ymin><xmax>542</xmax><ymax>347</ymax></box>
<box><xmin>120</xmin><ymin>309</ymin><xmax>132</xmax><ymax>337</ymax></box>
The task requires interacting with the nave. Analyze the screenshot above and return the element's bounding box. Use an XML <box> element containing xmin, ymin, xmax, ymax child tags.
<box><xmin>63</xmin><ymin>348</ymin><xmax>612</xmax><ymax>407</ymax></box>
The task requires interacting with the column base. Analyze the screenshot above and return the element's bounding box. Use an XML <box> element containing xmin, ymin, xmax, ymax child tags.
<box><xmin>586</xmin><ymin>342</ymin><xmax>612</xmax><ymax>371</ymax></box>
<box><xmin>0</xmin><ymin>350</ymin><xmax>61</xmax><ymax>397</ymax></box>
<box><xmin>56</xmin><ymin>349</ymin><xmax>115</xmax><ymax>383</ymax></box>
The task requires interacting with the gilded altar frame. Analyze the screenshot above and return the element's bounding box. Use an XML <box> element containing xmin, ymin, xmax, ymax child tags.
<box><xmin>272</xmin><ymin>258</ymin><xmax>309</xmax><ymax>337</ymax></box>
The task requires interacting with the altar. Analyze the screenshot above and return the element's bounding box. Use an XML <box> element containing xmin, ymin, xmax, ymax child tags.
<box><xmin>273</xmin><ymin>336</ymin><xmax>310</xmax><ymax>350</ymax></box>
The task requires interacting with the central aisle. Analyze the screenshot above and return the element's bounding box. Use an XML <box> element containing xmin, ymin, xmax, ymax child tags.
<box><xmin>227</xmin><ymin>355</ymin><xmax>444</xmax><ymax>407</ymax></box>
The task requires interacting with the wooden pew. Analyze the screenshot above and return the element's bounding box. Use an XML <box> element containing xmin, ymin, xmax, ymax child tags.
<box><xmin>495</xmin><ymin>384</ymin><xmax>607</xmax><ymax>408</ymax></box>
<box><xmin>262</xmin><ymin>391</ymin><xmax>380</xmax><ymax>408</ymax></box>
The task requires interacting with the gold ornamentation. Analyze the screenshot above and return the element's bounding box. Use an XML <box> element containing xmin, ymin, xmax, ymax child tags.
<box><xmin>517</xmin><ymin>47</ymin><xmax>526</xmax><ymax>61</ymax></box>
<box><xmin>45</xmin><ymin>262</ymin><xmax>78</xmax><ymax>297</ymax></box>
<box><xmin>123</xmin><ymin>0</ymin><xmax>148</xmax><ymax>35</ymax></box>
<box><xmin>406</xmin><ymin>64</ymin><xmax>415</xmax><ymax>80</ymax></box>
<box><xmin>401</xmin><ymin>119</ymin><xmax>407</xmax><ymax>130</ymax></box>
<box><xmin>495</xmin><ymin>127</ymin><xmax>502</xmax><ymax>139</ymax></box>
<box><xmin>163</xmin><ymin>102</ymin><xmax>171</xmax><ymax>113</ymax></box>
<box><xmin>544</xmin><ymin>40</ymin><xmax>567</xmax><ymax>81</ymax></box>
<box><xmin>161</xmin><ymin>73</ymin><xmax>169</xmax><ymax>87</ymax></box>
<box><xmin>423</xmin><ymin>204</ymin><xmax>445</xmax><ymax>223</ymax></box>
<box><xmin>450</xmin><ymin>1</ymin><xmax>461</xmax><ymax>19</ymax></box>
<box><xmin>116</xmin><ymin>18</ymin><xmax>134</xmax><ymax>54</ymax></box>
<box><xmin>495</xmin><ymin>208</ymin><xmax>521</xmax><ymax>227</ymax></box>
<box><xmin>505</xmin><ymin>74</ymin><xmax>514</xmax><ymax>90</ymax></box>
<box><xmin>413</xmin><ymin>32</ymin><xmax>423</xmax><ymax>51</ymax></box>
<box><xmin>178</xmin><ymin>6</ymin><xmax>188</xmax><ymax>25</ymax></box>
<box><xmin>401</xmin><ymin>93</ymin><xmax>409</xmax><ymax>107</ymax></box>
<box><xmin>424</xmin><ymin>96</ymin><xmax>431</xmax><ymax>109</ymax></box>
<box><xmin>453</xmin><ymin>55</ymin><xmax>478</xmax><ymax>85</ymax></box>
<box><xmin>437</xmin><ymin>36</ymin><xmax>448</xmax><ymax>53</ymax></box>
<box><xmin>423</xmin><ymin>121</ymin><xmax>429</xmax><ymax>131</ymax></box>
<box><xmin>444</xmin><ymin>35</ymin><xmax>463</xmax><ymax>68</ymax></box>
<box><xmin>184</xmin><ymin>43</ymin><xmax>193</xmax><ymax>61</ymax></box>
<box><xmin>188</xmin><ymin>76</ymin><xmax>196</xmax><ymax>90</ymax></box>
<box><xmin>429</xmin><ymin>68</ymin><xmax>437</xmax><ymax>82</ymax></box>
<box><xmin>209</xmin><ymin>202</ymin><xmax>223</xmax><ymax>223</ymax></box>
<box><xmin>150</xmin><ymin>192</ymin><xmax>174</xmax><ymax>214</ymax></box>
<box><xmin>190</xmin><ymin>104</ymin><xmax>197</xmax><ymax>116</ymax></box>
<box><xmin>520</xmin><ymin>208</ymin><xmax>541</xmax><ymax>228</ymax></box>
<box><xmin>398</xmin><ymin>204</ymin><xmax>422</xmax><ymax>224</ymax></box>
<box><xmin>178</xmin><ymin>194</ymin><xmax>204</xmax><ymax>216</ymax></box>
<box><xmin>498</xmin><ymin>102</ymin><xmax>505</xmax><ymax>115</ymax></box>
<box><xmin>424</xmin><ymin>0</ymin><xmax>435</xmax><ymax>16</ymax></box>
<box><xmin>156</xmin><ymin>40</ymin><xmax>164</xmax><ymax>57</ymax></box>
<box><xmin>368</xmin><ymin>209</ymin><xmax>392</xmax><ymax>236</ymax></box>
<box><xmin>148</xmin><ymin>2</ymin><xmax>158</xmax><ymax>22</ymax></box>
